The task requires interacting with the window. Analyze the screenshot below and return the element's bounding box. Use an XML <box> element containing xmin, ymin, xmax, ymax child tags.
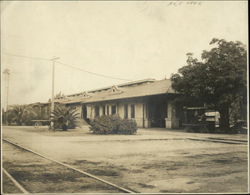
<box><xmin>102</xmin><ymin>105</ymin><xmax>106</xmax><ymax>115</ymax></box>
<box><xmin>131</xmin><ymin>104</ymin><xmax>135</xmax><ymax>118</ymax></box>
<box><xmin>107</xmin><ymin>105</ymin><xmax>109</xmax><ymax>115</ymax></box>
<box><xmin>95</xmin><ymin>106</ymin><xmax>99</xmax><ymax>117</ymax></box>
<box><xmin>166</xmin><ymin>103</ymin><xmax>168</xmax><ymax>118</ymax></box>
<box><xmin>124</xmin><ymin>104</ymin><xmax>128</xmax><ymax>119</ymax></box>
<box><xmin>111</xmin><ymin>105</ymin><xmax>116</xmax><ymax>115</ymax></box>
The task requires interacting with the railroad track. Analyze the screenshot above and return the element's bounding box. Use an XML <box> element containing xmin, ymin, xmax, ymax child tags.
<box><xmin>3</xmin><ymin>168</ymin><xmax>29</xmax><ymax>194</ymax></box>
<box><xmin>2</xmin><ymin>138</ymin><xmax>136</xmax><ymax>194</ymax></box>
<box><xmin>187</xmin><ymin>137</ymin><xmax>247</xmax><ymax>145</ymax></box>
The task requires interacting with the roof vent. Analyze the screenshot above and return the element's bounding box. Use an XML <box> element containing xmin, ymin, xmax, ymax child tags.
<box><xmin>81</xmin><ymin>91</ymin><xmax>91</xmax><ymax>98</ymax></box>
<box><xmin>108</xmin><ymin>85</ymin><xmax>123</xmax><ymax>94</ymax></box>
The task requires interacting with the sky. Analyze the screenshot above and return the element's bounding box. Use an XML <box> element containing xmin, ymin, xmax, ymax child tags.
<box><xmin>1</xmin><ymin>1</ymin><xmax>248</xmax><ymax>106</ymax></box>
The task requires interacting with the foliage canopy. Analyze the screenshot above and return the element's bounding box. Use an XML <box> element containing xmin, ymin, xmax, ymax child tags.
<box><xmin>171</xmin><ymin>38</ymin><xmax>247</xmax><ymax>130</ymax></box>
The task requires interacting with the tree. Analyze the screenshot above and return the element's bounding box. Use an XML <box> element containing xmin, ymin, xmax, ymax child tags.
<box><xmin>7</xmin><ymin>105</ymin><xmax>37</xmax><ymax>125</ymax></box>
<box><xmin>51</xmin><ymin>104</ymin><xmax>79</xmax><ymax>130</ymax></box>
<box><xmin>171</xmin><ymin>38</ymin><xmax>247</xmax><ymax>130</ymax></box>
<box><xmin>2</xmin><ymin>108</ymin><xmax>7</xmax><ymax>125</ymax></box>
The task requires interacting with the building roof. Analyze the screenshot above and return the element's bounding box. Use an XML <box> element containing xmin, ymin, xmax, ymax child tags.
<box><xmin>57</xmin><ymin>79</ymin><xmax>175</xmax><ymax>104</ymax></box>
<box><xmin>62</xmin><ymin>78</ymin><xmax>156</xmax><ymax>98</ymax></box>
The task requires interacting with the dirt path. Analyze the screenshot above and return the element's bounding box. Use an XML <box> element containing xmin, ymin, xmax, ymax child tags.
<box><xmin>2</xmin><ymin>126</ymin><xmax>248</xmax><ymax>193</ymax></box>
<box><xmin>2</xmin><ymin>142</ymin><xmax>122</xmax><ymax>193</ymax></box>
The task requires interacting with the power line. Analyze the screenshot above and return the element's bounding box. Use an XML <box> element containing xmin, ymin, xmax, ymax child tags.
<box><xmin>3</xmin><ymin>52</ymin><xmax>132</xmax><ymax>81</ymax></box>
<box><xmin>56</xmin><ymin>61</ymin><xmax>132</xmax><ymax>82</ymax></box>
<box><xmin>3</xmin><ymin>52</ymin><xmax>51</xmax><ymax>61</ymax></box>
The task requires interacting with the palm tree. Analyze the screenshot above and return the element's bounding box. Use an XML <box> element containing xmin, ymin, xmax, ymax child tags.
<box><xmin>52</xmin><ymin>105</ymin><xmax>79</xmax><ymax>130</ymax></box>
<box><xmin>8</xmin><ymin>105</ymin><xmax>37</xmax><ymax>125</ymax></box>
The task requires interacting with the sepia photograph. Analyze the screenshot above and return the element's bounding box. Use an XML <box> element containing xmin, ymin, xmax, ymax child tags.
<box><xmin>1</xmin><ymin>0</ymin><xmax>248</xmax><ymax>194</ymax></box>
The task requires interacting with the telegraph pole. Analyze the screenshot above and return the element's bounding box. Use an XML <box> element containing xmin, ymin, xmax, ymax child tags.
<box><xmin>3</xmin><ymin>69</ymin><xmax>10</xmax><ymax>125</ymax></box>
<box><xmin>3</xmin><ymin>69</ymin><xmax>10</xmax><ymax>111</ymax></box>
<box><xmin>50</xmin><ymin>57</ymin><xmax>60</xmax><ymax>130</ymax></box>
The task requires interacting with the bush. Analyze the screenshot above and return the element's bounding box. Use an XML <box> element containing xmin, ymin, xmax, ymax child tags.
<box><xmin>52</xmin><ymin>105</ymin><xmax>79</xmax><ymax>130</ymax></box>
<box><xmin>117</xmin><ymin>119</ymin><xmax>138</xmax><ymax>134</ymax></box>
<box><xmin>90</xmin><ymin>115</ymin><xmax>137</xmax><ymax>135</ymax></box>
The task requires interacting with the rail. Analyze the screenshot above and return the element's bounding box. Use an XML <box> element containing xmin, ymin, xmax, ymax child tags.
<box><xmin>3</xmin><ymin>138</ymin><xmax>136</xmax><ymax>194</ymax></box>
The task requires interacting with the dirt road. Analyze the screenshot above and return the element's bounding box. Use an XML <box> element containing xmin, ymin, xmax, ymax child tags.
<box><xmin>2</xmin><ymin>126</ymin><xmax>248</xmax><ymax>193</ymax></box>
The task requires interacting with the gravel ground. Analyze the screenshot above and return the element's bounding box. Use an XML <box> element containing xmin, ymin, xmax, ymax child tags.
<box><xmin>2</xmin><ymin>171</ymin><xmax>22</xmax><ymax>194</ymax></box>
<box><xmin>2</xmin><ymin>126</ymin><xmax>248</xmax><ymax>193</ymax></box>
<box><xmin>2</xmin><ymin>142</ymin><xmax>123</xmax><ymax>193</ymax></box>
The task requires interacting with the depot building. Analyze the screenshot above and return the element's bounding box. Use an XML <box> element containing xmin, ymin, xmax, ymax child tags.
<box><xmin>54</xmin><ymin>78</ymin><xmax>182</xmax><ymax>129</ymax></box>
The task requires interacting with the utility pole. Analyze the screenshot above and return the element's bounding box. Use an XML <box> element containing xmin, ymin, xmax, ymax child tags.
<box><xmin>3</xmin><ymin>69</ymin><xmax>10</xmax><ymax>125</ymax></box>
<box><xmin>50</xmin><ymin>57</ymin><xmax>60</xmax><ymax>130</ymax></box>
<box><xmin>3</xmin><ymin>69</ymin><xmax>10</xmax><ymax>111</ymax></box>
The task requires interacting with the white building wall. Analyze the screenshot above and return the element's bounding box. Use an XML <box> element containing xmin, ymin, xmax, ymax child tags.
<box><xmin>85</xmin><ymin>101</ymin><xmax>146</xmax><ymax>127</ymax></box>
<box><xmin>99</xmin><ymin>106</ymin><xmax>103</xmax><ymax>116</ymax></box>
<box><xmin>119</xmin><ymin>101</ymin><xmax>144</xmax><ymax>127</ymax></box>
<box><xmin>118</xmin><ymin>104</ymin><xmax>124</xmax><ymax>118</ymax></box>
<box><xmin>86</xmin><ymin>104</ymin><xmax>93</xmax><ymax>119</ymax></box>
<box><xmin>134</xmin><ymin>103</ymin><xmax>143</xmax><ymax>127</ymax></box>
<box><xmin>84</xmin><ymin>99</ymin><xmax>179</xmax><ymax>129</ymax></box>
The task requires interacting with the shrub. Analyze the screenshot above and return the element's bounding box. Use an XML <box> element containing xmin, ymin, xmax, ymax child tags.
<box><xmin>52</xmin><ymin>105</ymin><xmax>79</xmax><ymax>130</ymax></box>
<box><xmin>117</xmin><ymin>119</ymin><xmax>137</xmax><ymax>134</ymax></box>
<box><xmin>89</xmin><ymin>115</ymin><xmax>118</xmax><ymax>134</ymax></box>
<box><xmin>90</xmin><ymin>115</ymin><xmax>137</xmax><ymax>135</ymax></box>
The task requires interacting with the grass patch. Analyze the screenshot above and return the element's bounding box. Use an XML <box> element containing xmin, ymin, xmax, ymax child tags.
<box><xmin>10</xmin><ymin>169</ymin><xmax>82</xmax><ymax>182</ymax></box>
<box><xmin>142</xmin><ymin>161</ymin><xmax>185</xmax><ymax>169</ymax></box>
<box><xmin>138</xmin><ymin>183</ymin><xmax>155</xmax><ymax>188</ymax></box>
<box><xmin>86</xmin><ymin>168</ymin><xmax>120</xmax><ymax>176</ymax></box>
<box><xmin>71</xmin><ymin>160</ymin><xmax>101</xmax><ymax>165</ymax></box>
